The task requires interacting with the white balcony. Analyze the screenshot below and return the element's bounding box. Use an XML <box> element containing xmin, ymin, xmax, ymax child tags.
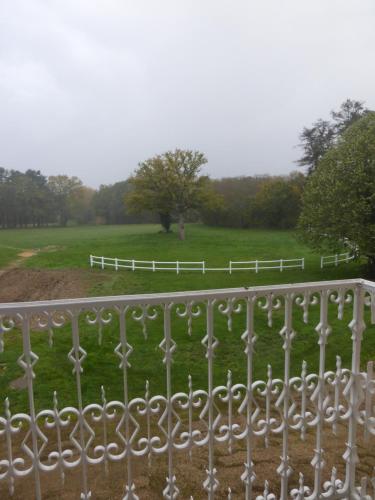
<box><xmin>0</xmin><ymin>279</ymin><xmax>375</xmax><ymax>499</ymax></box>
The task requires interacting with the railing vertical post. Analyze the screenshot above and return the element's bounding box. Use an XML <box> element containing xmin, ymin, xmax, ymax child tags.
<box><xmin>101</xmin><ymin>256</ymin><xmax>104</xmax><ymax>270</ymax></box>
<box><xmin>229</xmin><ymin>261</ymin><xmax>232</xmax><ymax>274</ymax></box>
<box><xmin>302</xmin><ymin>258</ymin><xmax>305</xmax><ymax>270</ymax></box>
<box><xmin>21</xmin><ymin>313</ymin><xmax>42</xmax><ymax>500</ymax></box>
<box><xmin>118</xmin><ymin>306</ymin><xmax>137</xmax><ymax>499</ymax></box>
<box><xmin>309</xmin><ymin>289</ymin><xmax>330</xmax><ymax>497</ymax></box>
<box><xmin>321</xmin><ymin>256</ymin><xmax>324</xmax><ymax>269</ymax></box>
<box><xmin>255</xmin><ymin>260</ymin><xmax>258</xmax><ymax>274</ymax></box>
<box><xmin>70</xmin><ymin>309</ymin><xmax>90</xmax><ymax>499</ymax></box>
<box><xmin>203</xmin><ymin>299</ymin><xmax>218</xmax><ymax>497</ymax></box>
<box><xmin>241</xmin><ymin>295</ymin><xmax>256</xmax><ymax>498</ymax></box>
<box><xmin>132</xmin><ymin>259</ymin><xmax>135</xmax><ymax>272</ymax></box>
<box><xmin>278</xmin><ymin>293</ymin><xmax>293</xmax><ymax>498</ymax></box>
<box><xmin>364</xmin><ymin>361</ymin><xmax>374</xmax><ymax>441</ymax></box>
<box><xmin>162</xmin><ymin>303</ymin><xmax>179</xmax><ymax>498</ymax></box>
<box><xmin>335</xmin><ymin>254</ymin><xmax>338</xmax><ymax>266</ymax></box>
<box><xmin>344</xmin><ymin>284</ymin><xmax>365</xmax><ymax>496</ymax></box>
<box><xmin>202</xmin><ymin>261</ymin><xmax>206</xmax><ymax>274</ymax></box>
<box><xmin>115</xmin><ymin>258</ymin><xmax>118</xmax><ymax>271</ymax></box>
<box><xmin>176</xmin><ymin>261</ymin><xmax>179</xmax><ymax>275</ymax></box>
<box><xmin>280</xmin><ymin>259</ymin><xmax>283</xmax><ymax>272</ymax></box>
<box><xmin>152</xmin><ymin>260</ymin><xmax>155</xmax><ymax>272</ymax></box>
<box><xmin>89</xmin><ymin>255</ymin><xmax>93</xmax><ymax>268</ymax></box>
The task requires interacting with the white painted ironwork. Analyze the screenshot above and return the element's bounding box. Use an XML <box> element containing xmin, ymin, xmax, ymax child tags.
<box><xmin>0</xmin><ymin>278</ymin><xmax>375</xmax><ymax>499</ymax></box>
<box><xmin>320</xmin><ymin>252</ymin><xmax>355</xmax><ymax>268</ymax></box>
<box><xmin>89</xmin><ymin>255</ymin><xmax>305</xmax><ymax>273</ymax></box>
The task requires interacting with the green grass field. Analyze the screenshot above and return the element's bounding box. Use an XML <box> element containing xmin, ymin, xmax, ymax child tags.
<box><xmin>0</xmin><ymin>223</ymin><xmax>373</xmax><ymax>414</ymax></box>
<box><xmin>0</xmin><ymin>223</ymin><xmax>364</xmax><ymax>292</ymax></box>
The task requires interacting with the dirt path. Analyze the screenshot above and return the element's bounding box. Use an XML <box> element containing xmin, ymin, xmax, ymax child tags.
<box><xmin>0</xmin><ymin>248</ymin><xmax>38</xmax><ymax>278</ymax></box>
<box><xmin>0</xmin><ymin>248</ymin><xmax>106</xmax><ymax>302</ymax></box>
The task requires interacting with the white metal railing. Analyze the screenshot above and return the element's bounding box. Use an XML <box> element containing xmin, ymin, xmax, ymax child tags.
<box><xmin>90</xmin><ymin>255</ymin><xmax>305</xmax><ymax>273</ymax></box>
<box><xmin>320</xmin><ymin>252</ymin><xmax>355</xmax><ymax>268</ymax></box>
<box><xmin>1</xmin><ymin>278</ymin><xmax>375</xmax><ymax>499</ymax></box>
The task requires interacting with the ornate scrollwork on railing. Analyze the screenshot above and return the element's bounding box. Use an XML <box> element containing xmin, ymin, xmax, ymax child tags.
<box><xmin>0</xmin><ymin>316</ymin><xmax>15</xmax><ymax>353</ymax></box>
<box><xmin>217</xmin><ymin>298</ymin><xmax>242</xmax><ymax>332</ymax></box>
<box><xmin>131</xmin><ymin>304</ymin><xmax>158</xmax><ymax>339</ymax></box>
<box><xmin>257</xmin><ymin>292</ymin><xmax>282</xmax><ymax>327</ymax></box>
<box><xmin>31</xmin><ymin>310</ymin><xmax>67</xmax><ymax>347</ymax></box>
<box><xmin>175</xmin><ymin>301</ymin><xmax>202</xmax><ymax>336</ymax></box>
<box><xmin>85</xmin><ymin>307</ymin><xmax>113</xmax><ymax>345</ymax></box>
<box><xmin>1</xmin><ymin>279</ymin><xmax>374</xmax><ymax>498</ymax></box>
<box><xmin>294</xmin><ymin>291</ymin><xmax>319</xmax><ymax>324</ymax></box>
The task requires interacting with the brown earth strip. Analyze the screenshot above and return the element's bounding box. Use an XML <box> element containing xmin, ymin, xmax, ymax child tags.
<box><xmin>0</xmin><ymin>268</ymin><xmax>104</xmax><ymax>302</ymax></box>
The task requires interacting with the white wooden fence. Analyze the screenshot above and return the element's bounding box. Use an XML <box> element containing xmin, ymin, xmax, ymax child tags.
<box><xmin>1</xmin><ymin>278</ymin><xmax>375</xmax><ymax>498</ymax></box>
<box><xmin>320</xmin><ymin>252</ymin><xmax>355</xmax><ymax>268</ymax></box>
<box><xmin>89</xmin><ymin>255</ymin><xmax>305</xmax><ymax>273</ymax></box>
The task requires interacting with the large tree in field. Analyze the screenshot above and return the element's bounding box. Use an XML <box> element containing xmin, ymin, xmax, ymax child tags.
<box><xmin>298</xmin><ymin>112</ymin><xmax>375</xmax><ymax>271</ymax></box>
<box><xmin>126</xmin><ymin>149</ymin><xmax>208</xmax><ymax>240</ymax></box>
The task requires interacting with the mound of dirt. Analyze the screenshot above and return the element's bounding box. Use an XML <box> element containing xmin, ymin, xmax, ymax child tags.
<box><xmin>0</xmin><ymin>268</ymin><xmax>101</xmax><ymax>302</ymax></box>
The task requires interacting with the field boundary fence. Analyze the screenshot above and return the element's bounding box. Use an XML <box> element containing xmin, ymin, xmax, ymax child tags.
<box><xmin>89</xmin><ymin>255</ymin><xmax>305</xmax><ymax>273</ymax></box>
<box><xmin>320</xmin><ymin>252</ymin><xmax>355</xmax><ymax>268</ymax></box>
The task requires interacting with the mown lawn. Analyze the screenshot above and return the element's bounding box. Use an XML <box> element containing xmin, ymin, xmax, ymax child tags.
<box><xmin>0</xmin><ymin>223</ymin><xmax>364</xmax><ymax>291</ymax></box>
<box><xmin>0</xmin><ymin>223</ymin><xmax>373</xmax><ymax>414</ymax></box>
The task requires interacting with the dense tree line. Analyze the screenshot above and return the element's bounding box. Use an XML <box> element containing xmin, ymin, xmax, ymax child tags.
<box><xmin>0</xmin><ymin>168</ymin><xmax>96</xmax><ymax>228</ymax></box>
<box><xmin>200</xmin><ymin>173</ymin><xmax>305</xmax><ymax>229</ymax></box>
<box><xmin>93</xmin><ymin>180</ymin><xmax>157</xmax><ymax>225</ymax></box>
<box><xmin>0</xmin><ymin>166</ymin><xmax>305</xmax><ymax>231</ymax></box>
<box><xmin>0</xmin><ymin>170</ymin><xmax>158</xmax><ymax>229</ymax></box>
<box><xmin>2</xmin><ymin>98</ymin><xmax>368</xmax><ymax>234</ymax></box>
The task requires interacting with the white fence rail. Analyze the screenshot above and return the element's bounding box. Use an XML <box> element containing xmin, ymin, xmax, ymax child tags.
<box><xmin>320</xmin><ymin>252</ymin><xmax>355</xmax><ymax>268</ymax></box>
<box><xmin>1</xmin><ymin>278</ymin><xmax>375</xmax><ymax>498</ymax></box>
<box><xmin>229</xmin><ymin>257</ymin><xmax>304</xmax><ymax>273</ymax></box>
<box><xmin>90</xmin><ymin>255</ymin><xmax>305</xmax><ymax>273</ymax></box>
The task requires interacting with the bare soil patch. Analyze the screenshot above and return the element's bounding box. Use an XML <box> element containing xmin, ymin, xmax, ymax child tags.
<box><xmin>0</xmin><ymin>268</ymin><xmax>104</xmax><ymax>302</ymax></box>
<box><xmin>17</xmin><ymin>250</ymin><xmax>38</xmax><ymax>259</ymax></box>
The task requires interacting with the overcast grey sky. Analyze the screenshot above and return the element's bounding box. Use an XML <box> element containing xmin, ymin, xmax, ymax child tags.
<box><xmin>0</xmin><ymin>1</ymin><xmax>374</xmax><ymax>187</ymax></box>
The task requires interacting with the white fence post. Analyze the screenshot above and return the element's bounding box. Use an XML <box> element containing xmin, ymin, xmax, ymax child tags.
<box><xmin>89</xmin><ymin>255</ymin><xmax>93</xmax><ymax>268</ymax></box>
<box><xmin>320</xmin><ymin>256</ymin><xmax>323</xmax><ymax>269</ymax></box>
<box><xmin>335</xmin><ymin>254</ymin><xmax>338</xmax><ymax>266</ymax></box>
<box><xmin>202</xmin><ymin>261</ymin><xmax>206</xmax><ymax>274</ymax></box>
<box><xmin>229</xmin><ymin>261</ymin><xmax>232</xmax><ymax>274</ymax></box>
<box><xmin>302</xmin><ymin>258</ymin><xmax>305</xmax><ymax>270</ymax></box>
<box><xmin>115</xmin><ymin>258</ymin><xmax>118</xmax><ymax>271</ymax></box>
<box><xmin>101</xmin><ymin>256</ymin><xmax>104</xmax><ymax>270</ymax></box>
<box><xmin>255</xmin><ymin>260</ymin><xmax>258</xmax><ymax>273</ymax></box>
<box><xmin>152</xmin><ymin>261</ymin><xmax>155</xmax><ymax>272</ymax></box>
<box><xmin>280</xmin><ymin>259</ymin><xmax>283</xmax><ymax>272</ymax></box>
<box><xmin>176</xmin><ymin>261</ymin><xmax>179</xmax><ymax>275</ymax></box>
<box><xmin>132</xmin><ymin>259</ymin><xmax>135</xmax><ymax>272</ymax></box>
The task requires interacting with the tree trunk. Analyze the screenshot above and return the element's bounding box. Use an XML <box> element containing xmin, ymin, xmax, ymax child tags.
<box><xmin>366</xmin><ymin>255</ymin><xmax>375</xmax><ymax>278</ymax></box>
<box><xmin>159</xmin><ymin>212</ymin><xmax>171</xmax><ymax>232</ymax></box>
<box><xmin>178</xmin><ymin>214</ymin><xmax>185</xmax><ymax>240</ymax></box>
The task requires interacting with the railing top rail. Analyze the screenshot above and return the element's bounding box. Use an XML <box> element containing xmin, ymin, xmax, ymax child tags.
<box><xmin>361</xmin><ymin>279</ymin><xmax>375</xmax><ymax>292</ymax></box>
<box><xmin>0</xmin><ymin>278</ymin><xmax>369</xmax><ymax>313</ymax></box>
